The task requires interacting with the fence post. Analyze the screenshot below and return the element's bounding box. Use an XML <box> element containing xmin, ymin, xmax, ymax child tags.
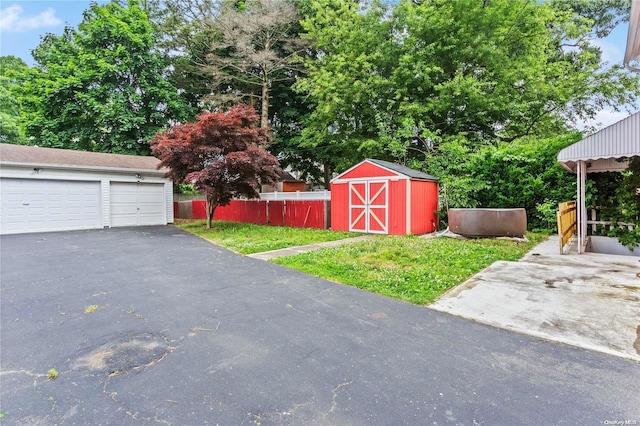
<box><xmin>266</xmin><ymin>200</ymin><xmax>270</xmax><ymax>225</ymax></box>
<box><xmin>557</xmin><ymin>209</ymin><xmax>562</xmax><ymax>253</ymax></box>
<box><xmin>324</xmin><ymin>200</ymin><xmax>331</xmax><ymax>230</ymax></box>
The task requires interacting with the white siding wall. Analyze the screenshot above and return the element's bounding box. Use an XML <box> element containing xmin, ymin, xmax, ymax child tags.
<box><xmin>165</xmin><ymin>181</ymin><xmax>174</xmax><ymax>223</ymax></box>
<box><xmin>101</xmin><ymin>179</ymin><xmax>111</xmax><ymax>228</ymax></box>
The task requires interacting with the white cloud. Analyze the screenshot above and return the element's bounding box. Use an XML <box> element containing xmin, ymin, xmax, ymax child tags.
<box><xmin>589</xmin><ymin>38</ymin><xmax>623</xmax><ymax>65</ymax></box>
<box><xmin>575</xmin><ymin>110</ymin><xmax>633</xmax><ymax>132</ymax></box>
<box><xmin>0</xmin><ymin>4</ymin><xmax>62</xmax><ymax>33</ymax></box>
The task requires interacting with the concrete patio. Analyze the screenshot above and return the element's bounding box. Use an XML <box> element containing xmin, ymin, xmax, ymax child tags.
<box><xmin>430</xmin><ymin>235</ymin><xmax>640</xmax><ymax>361</ymax></box>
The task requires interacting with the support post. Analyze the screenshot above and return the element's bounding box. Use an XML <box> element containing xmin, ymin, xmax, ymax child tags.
<box><xmin>577</xmin><ymin>161</ymin><xmax>587</xmax><ymax>254</ymax></box>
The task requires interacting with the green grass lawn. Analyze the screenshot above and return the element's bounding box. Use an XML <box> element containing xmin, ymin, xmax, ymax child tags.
<box><xmin>272</xmin><ymin>233</ymin><xmax>547</xmax><ymax>305</ymax></box>
<box><xmin>175</xmin><ymin>220</ymin><xmax>356</xmax><ymax>254</ymax></box>
<box><xmin>176</xmin><ymin>220</ymin><xmax>547</xmax><ymax>305</ymax></box>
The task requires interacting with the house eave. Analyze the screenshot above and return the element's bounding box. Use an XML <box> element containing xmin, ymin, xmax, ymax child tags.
<box><xmin>0</xmin><ymin>161</ymin><xmax>168</xmax><ymax>177</ymax></box>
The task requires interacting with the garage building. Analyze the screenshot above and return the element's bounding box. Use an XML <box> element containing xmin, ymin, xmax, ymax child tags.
<box><xmin>0</xmin><ymin>143</ymin><xmax>173</xmax><ymax>235</ymax></box>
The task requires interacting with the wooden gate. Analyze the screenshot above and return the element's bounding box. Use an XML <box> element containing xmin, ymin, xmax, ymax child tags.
<box><xmin>349</xmin><ymin>180</ymin><xmax>388</xmax><ymax>234</ymax></box>
<box><xmin>557</xmin><ymin>201</ymin><xmax>577</xmax><ymax>254</ymax></box>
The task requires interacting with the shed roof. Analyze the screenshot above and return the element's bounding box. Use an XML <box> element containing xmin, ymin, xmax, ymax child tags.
<box><xmin>0</xmin><ymin>143</ymin><xmax>165</xmax><ymax>173</ymax></box>
<box><xmin>278</xmin><ymin>171</ymin><xmax>303</xmax><ymax>182</ymax></box>
<box><xmin>365</xmin><ymin>159</ymin><xmax>438</xmax><ymax>181</ymax></box>
<box><xmin>557</xmin><ymin>112</ymin><xmax>640</xmax><ymax>173</ymax></box>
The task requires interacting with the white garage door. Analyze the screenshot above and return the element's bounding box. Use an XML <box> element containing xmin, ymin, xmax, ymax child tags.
<box><xmin>110</xmin><ymin>182</ymin><xmax>165</xmax><ymax>227</ymax></box>
<box><xmin>0</xmin><ymin>178</ymin><xmax>101</xmax><ymax>235</ymax></box>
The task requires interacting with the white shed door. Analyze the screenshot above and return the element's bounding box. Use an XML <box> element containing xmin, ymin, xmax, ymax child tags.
<box><xmin>0</xmin><ymin>178</ymin><xmax>101</xmax><ymax>235</ymax></box>
<box><xmin>110</xmin><ymin>182</ymin><xmax>165</xmax><ymax>227</ymax></box>
<box><xmin>349</xmin><ymin>180</ymin><xmax>388</xmax><ymax>234</ymax></box>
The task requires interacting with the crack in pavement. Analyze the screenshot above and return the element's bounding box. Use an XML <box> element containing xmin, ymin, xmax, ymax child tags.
<box><xmin>0</xmin><ymin>368</ymin><xmax>47</xmax><ymax>388</ymax></box>
<box><xmin>322</xmin><ymin>380</ymin><xmax>353</xmax><ymax>419</ymax></box>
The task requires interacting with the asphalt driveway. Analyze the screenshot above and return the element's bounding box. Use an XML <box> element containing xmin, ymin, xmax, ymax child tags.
<box><xmin>1</xmin><ymin>226</ymin><xmax>639</xmax><ymax>425</ymax></box>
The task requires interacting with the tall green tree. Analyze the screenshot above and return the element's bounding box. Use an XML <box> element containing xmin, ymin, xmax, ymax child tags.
<box><xmin>205</xmin><ymin>0</ymin><xmax>308</xmax><ymax>128</ymax></box>
<box><xmin>295</xmin><ymin>0</ymin><xmax>392</xmax><ymax>185</ymax></box>
<box><xmin>299</xmin><ymin>0</ymin><xmax>639</xmax><ymax>167</ymax></box>
<box><xmin>0</xmin><ymin>56</ymin><xmax>29</xmax><ymax>144</ymax></box>
<box><xmin>149</xmin><ymin>0</ymin><xmax>221</xmax><ymax>110</ymax></box>
<box><xmin>153</xmin><ymin>0</ymin><xmax>319</xmax><ymax>183</ymax></box>
<box><xmin>19</xmin><ymin>0</ymin><xmax>190</xmax><ymax>155</ymax></box>
<box><xmin>550</xmin><ymin>0</ymin><xmax>631</xmax><ymax>38</ymax></box>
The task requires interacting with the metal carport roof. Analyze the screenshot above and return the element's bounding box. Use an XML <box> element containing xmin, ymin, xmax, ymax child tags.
<box><xmin>557</xmin><ymin>112</ymin><xmax>639</xmax><ymax>254</ymax></box>
<box><xmin>557</xmin><ymin>112</ymin><xmax>640</xmax><ymax>173</ymax></box>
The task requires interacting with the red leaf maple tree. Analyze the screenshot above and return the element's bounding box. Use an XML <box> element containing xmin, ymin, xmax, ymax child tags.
<box><xmin>150</xmin><ymin>104</ymin><xmax>282</xmax><ymax>228</ymax></box>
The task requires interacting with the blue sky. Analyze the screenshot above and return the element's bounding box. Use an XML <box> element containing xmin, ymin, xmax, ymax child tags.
<box><xmin>0</xmin><ymin>0</ymin><xmax>637</xmax><ymax>129</ymax></box>
<box><xmin>1</xmin><ymin>1</ymin><xmax>100</xmax><ymax>62</ymax></box>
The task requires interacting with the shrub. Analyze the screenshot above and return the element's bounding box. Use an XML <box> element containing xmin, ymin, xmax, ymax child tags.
<box><xmin>422</xmin><ymin>134</ymin><xmax>578</xmax><ymax>230</ymax></box>
<box><xmin>587</xmin><ymin>158</ymin><xmax>640</xmax><ymax>250</ymax></box>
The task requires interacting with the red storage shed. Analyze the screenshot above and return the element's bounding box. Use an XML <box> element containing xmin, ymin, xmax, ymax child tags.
<box><xmin>331</xmin><ymin>159</ymin><xmax>439</xmax><ymax>235</ymax></box>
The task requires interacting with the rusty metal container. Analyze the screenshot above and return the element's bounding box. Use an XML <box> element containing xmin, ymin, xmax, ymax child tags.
<box><xmin>448</xmin><ymin>208</ymin><xmax>527</xmax><ymax>238</ymax></box>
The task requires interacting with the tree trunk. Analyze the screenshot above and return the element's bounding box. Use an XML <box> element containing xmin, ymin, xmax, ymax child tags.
<box><xmin>323</xmin><ymin>161</ymin><xmax>331</xmax><ymax>189</ymax></box>
<box><xmin>206</xmin><ymin>197</ymin><xmax>217</xmax><ymax>229</ymax></box>
<box><xmin>261</xmin><ymin>73</ymin><xmax>269</xmax><ymax>128</ymax></box>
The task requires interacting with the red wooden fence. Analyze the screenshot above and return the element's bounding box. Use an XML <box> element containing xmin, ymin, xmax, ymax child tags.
<box><xmin>174</xmin><ymin>199</ymin><xmax>329</xmax><ymax>229</ymax></box>
<box><xmin>267</xmin><ymin>200</ymin><xmax>285</xmax><ymax>226</ymax></box>
<box><xmin>214</xmin><ymin>200</ymin><xmax>269</xmax><ymax>224</ymax></box>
